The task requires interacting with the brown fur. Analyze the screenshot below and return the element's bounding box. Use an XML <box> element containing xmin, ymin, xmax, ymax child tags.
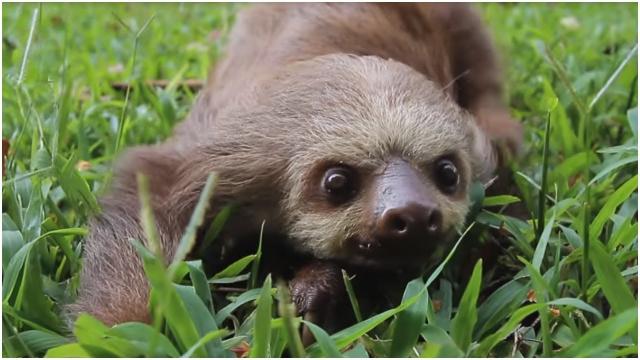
<box><xmin>68</xmin><ymin>3</ymin><xmax>522</xmax><ymax>327</ymax></box>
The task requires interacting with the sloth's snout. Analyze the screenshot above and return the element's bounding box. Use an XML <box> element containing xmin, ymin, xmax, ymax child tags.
<box><xmin>349</xmin><ymin>157</ymin><xmax>449</xmax><ymax>267</ymax></box>
<box><xmin>375</xmin><ymin>202</ymin><xmax>442</xmax><ymax>242</ymax></box>
<box><xmin>370</xmin><ymin>157</ymin><xmax>443</xmax><ymax>245</ymax></box>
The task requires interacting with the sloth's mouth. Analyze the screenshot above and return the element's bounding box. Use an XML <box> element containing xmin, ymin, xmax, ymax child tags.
<box><xmin>343</xmin><ymin>234</ymin><xmax>442</xmax><ymax>270</ymax></box>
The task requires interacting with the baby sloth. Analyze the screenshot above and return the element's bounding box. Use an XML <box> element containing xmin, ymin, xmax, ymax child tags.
<box><xmin>69</xmin><ymin>3</ymin><xmax>522</xmax><ymax>334</ymax></box>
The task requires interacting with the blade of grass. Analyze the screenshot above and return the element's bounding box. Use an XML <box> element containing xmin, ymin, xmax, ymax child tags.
<box><xmin>17</xmin><ymin>8</ymin><xmax>38</xmax><ymax>85</ymax></box>
<box><xmin>107</xmin><ymin>323</ymin><xmax>179</xmax><ymax>357</ymax></box>
<box><xmin>547</xmin><ymin>298</ymin><xmax>603</xmax><ymax>321</ymax></box>
<box><xmin>170</xmin><ymin>172</ymin><xmax>217</xmax><ymax>275</ymax></box>
<box><xmin>473</xmin><ymin>303</ymin><xmax>544</xmax><ymax>357</ymax></box>
<box><xmin>389</xmin><ymin>278</ymin><xmax>429</xmax><ymax>357</ymax></box>
<box><xmin>198</xmin><ymin>205</ymin><xmax>233</xmax><ymax>253</ymax></box>
<box><xmin>213</xmin><ymin>254</ymin><xmax>256</xmax><ymax>280</ymax></box>
<box><xmin>450</xmin><ymin>260</ymin><xmax>482</xmax><ymax>353</ymax></box>
<box><xmin>588</xmin><ymin>155</ymin><xmax>637</xmax><ymax>186</ymax></box>
<box><xmin>133</xmin><ymin>174</ymin><xmax>206</xmax><ymax>356</ymax></box>
<box><xmin>520</xmin><ymin>257</ymin><xmax>552</xmax><ymax>357</ymax></box>
<box><xmin>136</xmin><ymin>174</ymin><xmax>163</xmax><ymax>258</ymax></box>
<box><xmin>589</xmin><ymin>43</ymin><xmax>638</xmax><ymax>110</ymax></box>
<box><xmin>474</xmin><ymin>279</ymin><xmax>528</xmax><ymax>338</ymax></box>
<box><xmin>187</xmin><ymin>261</ymin><xmax>214</xmax><ymax>313</ymax></box>
<box><xmin>306</xmin><ymin>282</ymin><xmax>431</xmax><ymax>356</ymax></box>
<box><xmin>590</xmin><ymin>240</ymin><xmax>636</xmax><ymax>321</ymax></box>
<box><xmin>559</xmin><ymin>308</ymin><xmax>637</xmax><ymax>357</ymax></box>
<box><xmin>181</xmin><ymin>328</ymin><xmax>229</xmax><ymax>358</ymax></box>
<box><xmin>44</xmin><ymin>343</ymin><xmax>91</xmax><ymax>357</ymax></box>
<box><xmin>301</xmin><ymin>320</ymin><xmax>342</xmax><ymax>357</ymax></box>
<box><xmin>130</xmin><ymin>239</ymin><xmax>205</xmax><ymax>356</ymax></box>
<box><xmin>214</xmin><ymin>288</ymin><xmax>262</xmax><ymax>326</ymax></box>
<box><xmin>536</xmin><ymin>104</ymin><xmax>553</xmax><ymax>240</ymax></box>
<box><xmin>114</xmin><ymin>14</ymin><xmax>156</xmax><ymax>153</ymax></box>
<box><xmin>425</xmin><ymin>222</ymin><xmax>475</xmax><ymax>287</ymax></box>
<box><xmin>482</xmin><ymin>195</ymin><xmax>520</xmax><ymax>207</ymax></box>
<box><xmin>175</xmin><ymin>283</ymin><xmax>228</xmax><ymax>356</ymax></box>
<box><xmin>249</xmin><ymin>220</ymin><xmax>265</xmax><ymax>289</ymax></box>
<box><xmin>250</xmin><ymin>274</ymin><xmax>273</xmax><ymax>357</ymax></box>
<box><xmin>343</xmin><ymin>342</ymin><xmax>368</xmax><ymax>357</ymax></box>
<box><xmin>342</xmin><ymin>269</ymin><xmax>363</xmax><ymax>323</ymax></box>
<box><xmin>3</xmin><ymin>315</ymin><xmax>34</xmax><ymax>358</ymax></box>
<box><xmin>420</xmin><ymin>325</ymin><xmax>464</xmax><ymax>357</ymax></box>
<box><xmin>532</xmin><ymin>213</ymin><xmax>555</xmax><ymax>271</ymax></box>
<box><xmin>276</xmin><ymin>282</ymin><xmax>306</xmax><ymax>358</ymax></box>
<box><xmin>589</xmin><ymin>175</ymin><xmax>638</xmax><ymax>241</ymax></box>
<box><xmin>543</xmin><ymin>43</ymin><xmax>587</xmax><ymax>115</ymax></box>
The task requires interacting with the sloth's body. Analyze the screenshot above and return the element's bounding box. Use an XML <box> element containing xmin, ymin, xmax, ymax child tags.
<box><xmin>69</xmin><ymin>3</ymin><xmax>522</xmax><ymax>330</ymax></box>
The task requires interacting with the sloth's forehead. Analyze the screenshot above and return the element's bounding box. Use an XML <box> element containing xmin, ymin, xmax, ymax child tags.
<box><xmin>299</xmin><ymin>105</ymin><xmax>471</xmax><ymax>168</ymax></box>
<box><xmin>268</xmin><ymin>55</ymin><xmax>475</xmax><ymax>168</ymax></box>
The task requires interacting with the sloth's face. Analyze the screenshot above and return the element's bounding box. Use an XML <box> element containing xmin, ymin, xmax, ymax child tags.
<box><xmin>275</xmin><ymin>54</ymin><xmax>495</xmax><ymax>271</ymax></box>
<box><xmin>291</xmin><ymin>155</ymin><xmax>471</xmax><ymax>270</ymax></box>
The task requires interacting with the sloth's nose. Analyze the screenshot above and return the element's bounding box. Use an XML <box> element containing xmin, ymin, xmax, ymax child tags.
<box><xmin>375</xmin><ymin>203</ymin><xmax>442</xmax><ymax>241</ymax></box>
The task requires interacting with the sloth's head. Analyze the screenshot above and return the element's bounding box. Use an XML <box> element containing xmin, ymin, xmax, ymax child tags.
<box><xmin>213</xmin><ymin>54</ymin><xmax>496</xmax><ymax>270</ymax></box>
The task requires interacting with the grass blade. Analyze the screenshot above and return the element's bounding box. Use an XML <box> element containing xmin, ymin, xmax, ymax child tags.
<box><xmin>342</xmin><ymin>269</ymin><xmax>363</xmax><ymax>323</ymax></box>
<box><xmin>473</xmin><ymin>303</ymin><xmax>544</xmax><ymax>357</ymax></box>
<box><xmin>532</xmin><ymin>213</ymin><xmax>555</xmax><ymax>271</ymax></box>
<box><xmin>213</xmin><ymin>254</ymin><xmax>256</xmax><ymax>280</ymax></box>
<box><xmin>17</xmin><ymin>8</ymin><xmax>38</xmax><ymax>85</ymax></box>
<box><xmin>590</xmin><ymin>240</ymin><xmax>636</xmax><ymax>315</ymax></box>
<box><xmin>547</xmin><ymin>298</ymin><xmax>603</xmax><ymax>321</ymax></box>
<box><xmin>559</xmin><ymin>308</ymin><xmax>637</xmax><ymax>357</ymax></box>
<box><xmin>171</xmin><ymin>173</ymin><xmax>217</xmax><ymax>269</ymax></box>
<box><xmin>276</xmin><ymin>282</ymin><xmax>306</xmax><ymax>358</ymax></box>
<box><xmin>520</xmin><ymin>258</ymin><xmax>553</xmax><ymax>356</ymax></box>
<box><xmin>420</xmin><ymin>325</ymin><xmax>464</xmax><ymax>357</ymax></box>
<box><xmin>199</xmin><ymin>205</ymin><xmax>233</xmax><ymax>253</ymax></box>
<box><xmin>475</xmin><ymin>279</ymin><xmax>528</xmax><ymax>338</ymax></box>
<box><xmin>589</xmin><ymin>43</ymin><xmax>638</xmax><ymax>110</ymax></box>
<box><xmin>536</xmin><ymin>106</ymin><xmax>553</xmax><ymax>239</ymax></box>
<box><xmin>130</xmin><ymin>239</ymin><xmax>205</xmax><ymax>356</ymax></box>
<box><xmin>482</xmin><ymin>195</ymin><xmax>520</xmax><ymax>207</ymax></box>
<box><xmin>249</xmin><ymin>221</ymin><xmax>265</xmax><ymax>289</ymax></box>
<box><xmin>187</xmin><ymin>261</ymin><xmax>214</xmax><ymax>313</ymax></box>
<box><xmin>250</xmin><ymin>274</ymin><xmax>273</xmax><ymax>357</ymax></box>
<box><xmin>181</xmin><ymin>329</ymin><xmax>229</xmax><ymax>358</ymax></box>
<box><xmin>307</xmin><ymin>289</ymin><xmax>423</xmax><ymax>356</ymax></box>
<box><xmin>114</xmin><ymin>14</ymin><xmax>156</xmax><ymax>152</ymax></box>
<box><xmin>589</xmin><ymin>175</ymin><xmax>638</xmax><ymax>241</ymax></box>
<box><xmin>450</xmin><ymin>260</ymin><xmax>482</xmax><ymax>353</ymax></box>
<box><xmin>389</xmin><ymin>278</ymin><xmax>429</xmax><ymax>357</ymax></box>
<box><xmin>425</xmin><ymin>222</ymin><xmax>475</xmax><ymax>287</ymax></box>
<box><xmin>174</xmin><ymin>284</ymin><xmax>227</xmax><ymax>357</ymax></box>
<box><xmin>136</xmin><ymin>174</ymin><xmax>162</xmax><ymax>258</ymax></box>
<box><xmin>302</xmin><ymin>320</ymin><xmax>343</xmax><ymax>357</ymax></box>
<box><xmin>44</xmin><ymin>343</ymin><xmax>91</xmax><ymax>357</ymax></box>
<box><xmin>214</xmin><ymin>288</ymin><xmax>262</xmax><ymax>326</ymax></box>
<box><xmin>107</xmin><ymin>323</ymin><xmax>179</xmax><ymax>357</ymax></box>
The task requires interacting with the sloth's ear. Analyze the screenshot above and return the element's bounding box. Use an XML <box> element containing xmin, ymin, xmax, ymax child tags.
<box><xmin>468</xmin><ymin>121</ymin><xmax>497</xmax><ymax>184</ymax></box>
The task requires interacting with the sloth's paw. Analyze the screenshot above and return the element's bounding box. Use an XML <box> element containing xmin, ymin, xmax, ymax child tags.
<box><xmin>289</xmin><ymin>260</ymin><xmax>345</xmax><ymax>345</ymax></box>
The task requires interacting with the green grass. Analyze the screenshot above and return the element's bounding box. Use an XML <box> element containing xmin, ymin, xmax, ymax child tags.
<box><xmin>2</xmin><ymin>2</ymin><xmax>638</xmax><ymax>358</ymax></box>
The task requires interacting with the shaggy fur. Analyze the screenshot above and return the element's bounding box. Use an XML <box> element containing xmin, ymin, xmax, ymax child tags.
<box><xmin>68</xmin><ymin>3</ymin><xmax>521</xmax><ymax>327</ymax></box>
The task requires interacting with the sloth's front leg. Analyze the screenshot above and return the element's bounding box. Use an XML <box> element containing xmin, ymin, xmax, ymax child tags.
<box><xmin>289</xmin><ymin>260</ymin><xmax>349</xmax><ymax>346</ymax></box>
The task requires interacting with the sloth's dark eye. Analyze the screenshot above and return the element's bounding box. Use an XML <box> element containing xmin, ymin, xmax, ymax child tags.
<box><xmin>322</xmin><ymin>167</ymin><xmax>357</xmax><ymax>201</ymax></box>
<box><xmin>435</xmin><ymin>158</ymin><xmax>459</xmax><ymax>193</ymax></box>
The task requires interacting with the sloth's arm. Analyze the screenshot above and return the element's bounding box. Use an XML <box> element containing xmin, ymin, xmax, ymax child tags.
<box><xmin>67</xmin><ymin>145</ymin><xmax>184</xmax><ymax>326</ymax></box>
<box><xmin>439</xmin><ymin>4</ymin><xmax>523</xmax><ymax>155</ymax></box>
<box><xmin>289</xmin><ymin>260</ymin><xmax>348</xmax><ymax>345</ymax></box>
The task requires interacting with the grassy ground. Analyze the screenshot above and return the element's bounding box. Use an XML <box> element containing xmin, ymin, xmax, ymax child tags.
<box><xmin>2</xmin><ymin>2</ymin><xmax>638</xmax><ymax>358</ymax></box>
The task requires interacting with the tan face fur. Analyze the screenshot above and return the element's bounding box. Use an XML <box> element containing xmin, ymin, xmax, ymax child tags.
<box><xmin>264</xmin><ymin>54</ymin><xmax>495</xmax><ymax>268</ymax></box>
